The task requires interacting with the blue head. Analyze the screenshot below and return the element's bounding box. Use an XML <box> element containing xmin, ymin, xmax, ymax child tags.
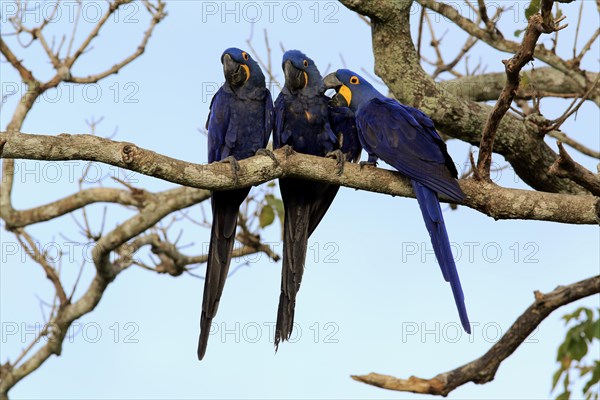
<box><xmin>281</xmin><ymin>50</ymin><xmax>323</xmax><ymax>93</ymax></box>
<box><xmin>323</xmin><ymin>69</ymin><xmax>384</xmax><ymax>111</ymax></box>
<box><xmin>221</xmin><ymin>47</ymin><xmax>265</xmax><ymax>91</ymax></box>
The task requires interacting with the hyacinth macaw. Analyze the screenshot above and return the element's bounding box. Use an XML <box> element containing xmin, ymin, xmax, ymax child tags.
<box><xmin>198</xmin><ymin>48</ymin><xmax>274</xmax><ymax>360</ymax></box>
<box><xmin>323</xmin><ymin>69</ymin><xmax>471</xmax><ymax>333</ymax></box>
<box><xmin>272</xmin><ymin>50</ymin><xmax>358</xmax><ymax>349</ymax></box>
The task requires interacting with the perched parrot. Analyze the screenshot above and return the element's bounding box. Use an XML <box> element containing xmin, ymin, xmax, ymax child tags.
<box><xmin>323</xmin><ymin>69</ymin><xmax>471</xmax><ymax>333</ymax></box>
<box><xmin>198</xmin><ymin>48</ymin><xmax>274</xmax><ymax>360</ymax></box>
<box><xmin>272</xmin><ymin>50</ymin><xmax>357</xmax><ymax>349</ymax></box>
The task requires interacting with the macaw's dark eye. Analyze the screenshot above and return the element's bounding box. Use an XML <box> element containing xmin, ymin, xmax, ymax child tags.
<box><xmin>350</xmin><ymin>76</ymin><xmax>359</xmax><ymax>85</ymax></box>
<box><xmin>303</xmin><ymin>60</ymin><xmax>309</xmax><ymax>67</ymax></box>
<box><xmin>242</xmin><ymin>52</ymin><xmax>249</xmax><ymax>60</ymax></box>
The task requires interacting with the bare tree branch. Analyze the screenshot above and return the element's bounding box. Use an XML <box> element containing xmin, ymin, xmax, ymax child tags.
<box><xmin>547</xmin><ymin>130</ymin><xmax>600</xmax><ymax>159</ymax></box>
<box><xmin>476</xmin><ymin>0</ymin><xmax>567</xmax><ymax>179</ymax></box>
<box><xmin>549</xmin><ymin>142</ymin><xmax>600</xmax><ymax>195</ymax></box>
<box><xmin>416</xmin><ymin>0</ymin><xmax>598</xmax><ymax>104</ymax></box>
<box><xmin>351</xmin><ymin>275</ymin><xmax>600</xmax><ymax>396</ymax></box>
<box><xmin>67</xmin><ymin>1</ymin><xmax>166</xmax><ymax>84</ymax></box>
<box><xmin>14</xmin><ymin>229</ymin><xmax>69</xmax><ymax>307</ymax></box>
<box><xmin>0</xmin><ymin>37</ymin><xmax>36</xmax><ymax>82</ymax></box>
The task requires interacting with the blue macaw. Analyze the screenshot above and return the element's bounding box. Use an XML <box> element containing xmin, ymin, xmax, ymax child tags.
<box><xmin>198</xmin><ymin>48</ymin><xmax>274</xmax><ymax>360</ymax></box>
<box><xmin>272</xmin><ymin>50</ymin><xmax>358</xmax><ymax>348</ymax></box>
<box><xmin>323</xmin><ymin>69</ymin><xmax>471</xmax><ymax>333</ymax></box>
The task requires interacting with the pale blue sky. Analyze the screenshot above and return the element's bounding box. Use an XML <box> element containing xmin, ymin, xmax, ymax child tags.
<box><xmin>1</xmin><ymin>1</ymin><xmax>599</xmax><ymax>399</ymax></box>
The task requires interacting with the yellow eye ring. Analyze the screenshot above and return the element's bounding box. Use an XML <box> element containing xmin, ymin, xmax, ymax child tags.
<box><xmin>303</xmin><ymin>60</ymin><xmax>309</xmax><ymax>67</ymax></box>
<box><xmin>242</xmin><ymin>52</ymin><xmax>249</xmax><ymax>60</ymax></box>
<box><xmin>350</xmin><ymin>76</ymin><xmax>359</xmax><ymax>85</ymax></box>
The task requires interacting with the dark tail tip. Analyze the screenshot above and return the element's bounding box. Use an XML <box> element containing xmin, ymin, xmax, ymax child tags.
<box><xmin>463</xmin><ymin>323</ymin><xmax>472</xmax><ymax>334</ymax></box>
<box><xmin>197</xmin><ymin>315</ymin><xmax>211</xmax><ymax>360</ymax></box>
<box><xmin>197</xmin><ymin>335</ymin><xmax>208</xmax><ymax>360</ymax></box>
<box><xmin>460</xmin><ymin>310</ymin><xmax>471</xmax><ymax>334</ymax></box>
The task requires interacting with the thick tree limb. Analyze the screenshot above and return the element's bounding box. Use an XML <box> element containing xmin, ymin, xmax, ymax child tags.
<box><xmin>351</xmin><ymin>275</ymin><xmax>600</xmax><ymax>396</ymax></box>
<box><xmin>440</xmin><ymin>69</ymin><xmax>599</xmax><ymax>105</ymax></box>
<box><xmin>1</xmin><ymin>131</ymin><xmax>597</xmax><ymax>224</ymax></box>
<box><xmin>338</xmin><ymin>0</ymin><xmax>585</xmax><ymax>195</ymax></box>
<box><xmin>549</xmin><ymin>142</ymin><xmax>600</xmax><ymax>196</ymax></box>
<box><xmin>4</xmin><ymin>188</ymin><xmax>145</xmax><ymax>229</ymax></box>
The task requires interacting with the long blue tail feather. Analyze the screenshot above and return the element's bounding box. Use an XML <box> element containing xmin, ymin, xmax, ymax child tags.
<box><xmin>411</xmin><ymin>180</ymin><xmax>471</xmax><ymax>334</ymax></box>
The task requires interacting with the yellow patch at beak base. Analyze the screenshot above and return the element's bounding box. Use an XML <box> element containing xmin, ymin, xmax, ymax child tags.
<box><xmin>241</xmin><ymin>64</ymin><xmax>250</xmax><ymax>82</ymax></box>
<box><xmin>303</xmin><ymin>71</ymin><xmax>308</xmax><ymax>89</ymax></box>
<box><xmin>339</xmin><ymin>85</ymin><xmax>352</xmax><ymax>106</ymax></box>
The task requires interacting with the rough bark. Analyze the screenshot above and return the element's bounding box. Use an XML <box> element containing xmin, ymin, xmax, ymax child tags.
<box><xmin>1</xmin><ymin>131</ymin><xmax>598</xmax><ymax>225</ymax></box>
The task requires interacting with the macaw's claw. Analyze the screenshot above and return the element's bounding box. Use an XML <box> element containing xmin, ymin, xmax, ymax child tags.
<box><xmin>220</xmin><ymin>156</ymin><xmax>241</xmax><ymax>185</ymax></box>
<box><xmin>359</xmin><ymin>160</ymin><xmax>378</xmax><ymax>170</ymax></box>
<box><xmin>280</xmin><ymin>145</ymin><xmax>295</xmax><ymax>158</ymax></box>
<box><xmin>255</xmin><ymin>148</ymin><xmax>279</xmax><ymax>167</ymax></box>
<box><xmin>326</xmin><ymin>149</ymin><xmax>346</xmax><ymax>175</ymax></box>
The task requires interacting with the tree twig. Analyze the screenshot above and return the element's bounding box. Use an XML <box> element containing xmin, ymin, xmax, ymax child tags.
<box><xmin>476</xmin><ymin>0</ymin><xmax>567</xmax><ymax>179</ymax></box>
<box><xmin>549</xmin><ymin>142</ymin><xmax>600</xmax><ymax>196</ymax></box>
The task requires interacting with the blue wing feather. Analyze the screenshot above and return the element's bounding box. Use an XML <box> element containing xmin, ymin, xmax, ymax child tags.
<box><xmin>264</xmin><ymin>90</ymin><xmax>275</xmax><ymax>147</ymax></box>
<box><xmin>273</xmin><ymin>94</ymin><xmax>287</xmax><ymax>148</ymax></box>
<box><xmin>328</xmin><ymin>106</ymin><xmax>361</xmax><ymax>162</ymax></box>
<box><xmin>206</xmin><ymin>88</ymin><xmax>231</xmax><ymax>163</ymax></box>
<box><xmin>356</xmin><ymin>98</ymin><xmax>464</xmax><ymax>201</ymax></box>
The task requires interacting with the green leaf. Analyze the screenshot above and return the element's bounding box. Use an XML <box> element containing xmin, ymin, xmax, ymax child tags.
<box><xmin>584</xmin><ymin>308</ymin><xmax>594</xmax><ymax>321</ymax></box>
<box><xmin>583</xmin><ymin>361</ymin><xmax>600</xmax><ymax>394</ymax></box>
<box><xmin>265</xmin><ymin>194</ymin><xmax>285</xmax><ymax>223</ymax></box>
<box><xmin>556</xmin><ymin>390</ymin><xmax>571</xmax><ymax>400</ymax></box>
<box><xmin>525</xmin><ymin>0</ymin><xmax>541</xmax><ymax>19</ymax></box>
<box><xmin>564</xmin><ymin>371</ymin><xmax>571</xmax><ymax>391</ymax></box>
<box><xmin>583</xmin><ymin>320</ymin><xmax>598</xmax><ymax>342</ymax></box>
<box><xmin>563</xmin><ymin>307</ymin><xmax>588</xmax><ymax>324</ymax></box>
<box><xmin>557</xmin><ymin>339</ymin><xmax>570</xmax><ymax>362</ymax></box>
<box><xmin>553</xmin><ymin>369</ymin><xmax>565</xmax><ymax>390</ymax></box>
<box><xmin>514</xmin><ymin>29</ymin><xmax>524</xmax><ymax>37</ymax></box>
<box><xmin>259</xmin><ymin>205</ymin><xmax>275</xmax><ymax>228</ymax></box>
<box><xmin>521</xmin><ymin>74</ymin><xmax>531</xmax><ymax>89</ymax></box>
<box><xmin>569</xmin><ymin>335</ymin><xmax>588</xmax><ymax>361</ymax></box>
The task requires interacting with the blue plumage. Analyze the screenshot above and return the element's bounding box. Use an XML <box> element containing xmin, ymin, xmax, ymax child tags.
<box><xmin>198</xmin><ymin>48</ymin><xmax>273</xmax><ymax>360</ymax></box>
<box><xmin>273</xmin><ymin>50</ymin><xmax>356</xmax><ymax>349</ymax></box>
<box><xmin>324</xmin><ymin>69</ymin><xmax>471</xmax><ymax>333</ymax></box>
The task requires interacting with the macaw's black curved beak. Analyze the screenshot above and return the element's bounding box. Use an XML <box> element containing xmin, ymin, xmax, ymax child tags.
<box><xmin>283</xmin><ymin>60</ymin><xmax>307</xmax><ymax>91</ymax></box>
<box><xmin>323</xmin><ymin>73</ymin><xmax>343</xmax><ymax>91</ymax></box>
<box><xmin>223</xmin><ymin>53</ymin><xmax>249</xmax><ymax>86</ymax></box>
<box><xmin>323</xmin><ymin>73</ymin><xmax>351</xmax><ymax>108</ymax></box>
